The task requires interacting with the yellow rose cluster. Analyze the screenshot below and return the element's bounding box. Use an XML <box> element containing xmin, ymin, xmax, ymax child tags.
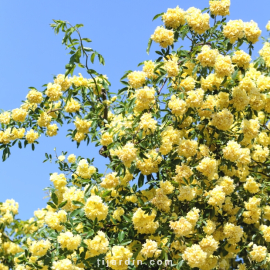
<box><xmin>74</xmin><ymin>117</ymin><xmax>92</xmax><ymax>142</ymax></box>
<box><xmin>151</xmin><ymin>27</ymin><xmax>174</xmax><ymax>48</ymax></box>
<box><xmin>134</xmin><ymin>86</ymin><xmax>155</xmax><ymax>112</ymax></box>
<box><xmin>162</xmin><ymin>6</ymin><xmax>185</xmax><ymax>29</ymax></box>
<box><xmin>185</xmin><ymin>7</ymin><xmax>210</xmax><ymax>35</ymax></box>
<box><xmin>44</xmin><ymin>210</ymin><xmax>67</xmax><ymax>231</ymax></box>
<box><xmin>223</xmin><ymin>19</ymin><xmax>261</xmax><ymax>44</ymax></box>
<box><xmin>143</xmin><ymin>60</ymin><xmax>157</xmax><ymax>79</ymax></box>
<box><xmin>260</xmin><ymin>42</ymin><xmax>270</xmax><ymax>67</ymax></box>
<box><xmin>197</xmin><ymin>45</ymin><xmax>219</xmax><ymax>67</ymax></box>
<box><xmin>75</xmin><ymin>159</ymin><xmax>96</xmax><ymax>179</ymax></box>
<box><xmin>136</xmin><ymin>149</ymin><xmax>162</xmax><ymax>175</ymax></box>
<box><xmin>26</xmin><ymin>89</ymin><xmax>43</xmax><ymax>104</ymax></box>
<box><xmin>209</xmin><ymin>0</ymin><xmax>230</xmax><ymax>16</ymax></box>
<box><xmin>29</xmin><ymin>240</ymin><xmax>51</xmax><ymax>256</ymax></box>
<box><xmin>164</xmin><ymin>55</ymin><xmax>179</xmax><ymax>77</ymax></box>
<box><xmin>132</xmin><ymin>208</ymin><xmax>159</xmax><ymax>234</ymax></box>
<box><xmin>110</xmin><ymin>143</ymin><xmax>137</xmax><ymax>168</ymax></box>
<box><xmin>57</xmin><ymin>231</ymin><xmax>81</xmax><ymax>250</ymax></box>
<box><xmin>100</xmin><ymin>172</ymin><xmax>119</xmax><ymax>189</ymax></box>
<box><xmin>84</xmin><ymin>195</ymin><xmax>108</xmax><ymax>221</ymax></box>
<box><xmin>84</xmin><ymin>231</ymin><xmax>109</xmax><ymax>258</ymax></box>
<box><xmin>62</xmin><ymin>186</ymin><xmax>84</xmax><ymax>212</ymax></box>
<box><xmin>105</xmin><ymin>246</ymin><xmax>133</xmax><ymax>270</ymax></box>
<box><xmin>0</xmin><ymin>199</ymin><xmax>19</xmax><ymax>224</ymax></box>
<box><xmin>65</xmin><ymin>98</ymin><xmax>80</xmax><ymax>113</ymax></box>
<box><xmin>127</xmin><ymin>71</ymin><xmax>146</xmax><ymax>89</ymax></box>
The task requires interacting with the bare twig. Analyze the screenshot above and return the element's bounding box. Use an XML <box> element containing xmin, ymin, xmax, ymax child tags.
<box><xmin>186</xmin><ymin>35</ymin><xmax>192</xmax><ymax>42</ymax></box>
<box><xmin>47</xmin><ymin>108</ymin><xmax>62</xmax><ymax>114</ymax></box>
<box><xmin>158</xmin><ymin>78</ymin><xmax>168</xmax><ymax>95</ymax></box>
<box><xmin>2</xmin><ymin>232</ymin><xmax>14</xmax><ymax>243</ymax></box>
<box><xmin>264</xmin><ymin>124</ymin><xmax>270</xmax><ymax>132</ymax></box>
<box><xmin>101</xmin><ymin>88</ymin><xmax>108</xmax><ymax>121</ymax></box>
<box><xmin>197</xmin><ymin>42</ymin><xmax>212</xmax><ymax>46</ymax></box>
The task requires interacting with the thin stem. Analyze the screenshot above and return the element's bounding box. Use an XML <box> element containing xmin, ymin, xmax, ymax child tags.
<box><xmin>264</xmin><ymin>124</ymin><xmax>270</xmax><ymax>132</ymax></box>
<box><xmin>47</xmin><ymin>108</ymin><xmax>62</xmax><ymax>114</ymax></box>
<box><xmin>66</xmin><ymin>21</ymin><xmax>100</xmax><ymax>99</ymax></box>
<box><xmin>158</xmin><ymin>78</ymin><xmax>168</xmax><ymax>95</ymax></box>
<box><xmin>186</xmin><ymin>35</ymin><xmax>192</xmax><ymax>42</ymax></box>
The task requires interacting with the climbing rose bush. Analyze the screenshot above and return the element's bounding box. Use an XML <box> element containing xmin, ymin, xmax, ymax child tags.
<box><xmin>1</xmin><ymin>1</ymin><xmax>270</xmax><ymax>269</ymax></box>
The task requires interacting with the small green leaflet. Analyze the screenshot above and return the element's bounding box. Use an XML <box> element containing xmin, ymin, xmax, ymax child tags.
<box><xmin>152</xmin><ymin>12</ymin><xmax>164</xmax><ymax>21</ymax></box>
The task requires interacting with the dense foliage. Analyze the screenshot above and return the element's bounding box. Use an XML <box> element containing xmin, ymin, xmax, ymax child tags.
<box><xmin>1</xmin><ymin>0</ymin><xmax>270</xmax><ymax>269</ymax></box>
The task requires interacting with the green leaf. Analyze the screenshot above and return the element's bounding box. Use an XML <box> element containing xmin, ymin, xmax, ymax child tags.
<box><xmin>118</xmin><ymin>231</ymin><xmax>125</xmax><ymax>243</ymax></box>
<box><xmin>120</xmin><ymin>80</ymin><xmax>129</xmax><ymax>86</ymax></box>
<box><xmin>70</xmin><ymin>208</ymin><xmax>83</xmax><ymax>217</ymax></box>
<box><xmin>146</xmin><ymin>38</ymin><xmax>152</xmax><ymax>55</ymax></box>
<box><xmin>98</xmin><ymin>54</ymin><xmax>105</xmax><ymax>65</ymax></box>
<box><xmin>87</xmin><ymin>69</ymin><xmax>98</xmax><ymax>75</ymax></box>
<box><xmin>201</xmin><ymin>7</ymin><xmax>209</xmax><ymax>12</ymax></box>
<box><xmin>66</xmin><ymin>90</ymin><xmax>73</xmax><ymax>102</ymax></box>
<box><xmin>123</xmin><ymin>215</ymin><xmax>131</xmax><ymax>222</ymax></box>
<box><xmin>65</xmin><ymin>64</ymin><xmax>76</xmax><ymax>77</ymax></box>
<box><xmin>91</xmin><ymin>52</ymin><xmax>96</xmax><ymax>63</ymax></box>
<box><xmin>155</xmin><ymin>51</ymin><xmax>163</xmax><ymax>56</ymax></box>
<box><xmin>232</xmin><ymin>69</ymin><xmax>238</xmax><ymax>81</ymax></box>
<box><xmin>47</xmin><ymin>202</ymin><xmax>57</xmax><ymax>209</ymax></box>
<box><xmin>176</xmin><ymin>260</ymin><xmax>184</xmax><ymax>270</ymax></box>
<box><xmin>82</xmin><ymin>38</ymin><xmax>92</xmax><ymax>42</ymax></box>
<box><xmin>210</xmin><ymin>207</ymin><xmax>215</xmax><ymax>219</ymax></box>
<box><xmin>120</xmin><ymin>70</ymin><xmax>132</xmax><ymax>80</ymax></box>
<box><xmin>83</xmin><ymin>47</ymin><xmax>93</xmax><ymax>52</ymax></box>
<box><xmin>180</xmin><ymin>25</ymin><xmax>189</xmax><ymax>40</ymax></box>
<box><xmin>137</xmin><ymin>197</ymin><xmax>144</xmax><ymax>206</ymax></box>
<box><xmin>183</xmin><ymin>177</ymin><xmax>189</xmax><ymax>185</ymax></box>
<box><xmin>236</xmin><ymin>208</ymin><xmax>244</xmax><ymax>220</ymax></box>
<box><xmin>152</xmin><ymin>12</ymin><xmax>164</xmax><ymax>21</ymax></box>
<box><xmin>75</xmin><ymin>24</ymin><xmax>84</xmax><ymax>29</ymax></box>
<box><xmin>101</xmin><ymin>190</ymin><xmax>112</xmax><ymax>198</ymax></box>
<box><xmin>2</xmin><ymin>147</ymin><xmax>10</xmax><ymax>161</ymax></box>
<box><xmin>128</xmin><ymin>164</ymin><xmax>136</xmax><ymax>174</ymax></box>
<box><xmin>221</xmin><ymin>76</ymin><xmax>227</xmax><ymax>85</ymax></box>
<box><xmin>78</xmin><ymin>63</ymin><xmax>85</xmax><ymax>68</ymax></box>
<box><xmin>237</xmin><ymin>133</ymin><xmax>244</xmax><ymax>143</ymax></box>
<box><xmin>51</xmin><ymin>192</ymin><xmax>58</xmax><ymax>205</ymax></box>
<box><xmin>138</xmin><ymin>173</ymin><xmax>144</xmax><ymax>188</ymax></box>
<box><xmin>154</xmin><ymin>62</ymin><xmax>164</xmax><ymax>72</ymax></box>
<box><xmin>192</xmin><ymin>65</ymin><xmax>198</xmax><ymax>76</ymax></box>
<box><xmin>73</xmin><ymin>48</ymin><xmax>81</xmax><ymax>63</ymax></box>
<box><xmin>72</xmin><ymin>200</ymin><xmax>84</xmax><ymax>207</ymax></box>
<box><xmin>227</xmin><ymin>42</ymin><xmax>232</xmax><ymax>51</ymax></box>
<box><xmin>120</xmin><ymin>239</ymin><xmax>132</xmax><ymax>246</ymax></box>
<box><xmin>185</xmin><ymin>107</ymin><xmax>193</xmax><ymax>117</ymax></box>
<box><xmin>138</xmin><ymin>129</ymin><xmax>143</xmax><ymax>140</ymax></box>
<box><xmin>58</xmin><ymin>200</ymin><xmax>68</xmax><ymax>208</ymax></box>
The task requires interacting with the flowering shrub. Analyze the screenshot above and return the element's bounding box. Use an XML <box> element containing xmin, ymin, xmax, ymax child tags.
<box><xmin>1</xmin><ymin>1</ymin><xmax>270</xmax><ymax>269</ymax></box>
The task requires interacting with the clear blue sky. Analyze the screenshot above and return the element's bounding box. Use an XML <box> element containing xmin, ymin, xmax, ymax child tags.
<box><xmin>0</xmin><ymin>0</ymin><xmax>269</xmax><ymax>220</ymax></box>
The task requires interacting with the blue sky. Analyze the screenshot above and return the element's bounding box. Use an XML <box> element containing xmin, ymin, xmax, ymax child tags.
<box><xmin>0</xmin><ymin>0</ymin><xmax>269</xmax><ymax>220</ymax></box>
